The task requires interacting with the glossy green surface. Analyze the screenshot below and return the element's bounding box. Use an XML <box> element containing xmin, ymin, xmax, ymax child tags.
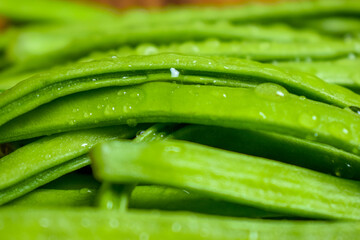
<box><xmin>1</xmin><ymin>82</ymin><xmax>359</xmax><ymax>156</ymax></box>
<box><xmin>0</xmin><ymin>126</ymin><xmax>139</xmax><ymax>205</ymax></box>
<box><xmin>0</xmin><ymin>155</ymin><xmax>89</xmax><ymax>205</ymax></box>
<box><xmin>1</xmin><ymin>208</ymin><xmax>359</xmax><ymax>240</ymax></box>
<box><xmin>0</xmin><ymin>126</ymin><xmax>137</xmax><ymax>190</ymax></box>
<box><xmin>169</xmin><ymin>125</ymin><xmax>360</xmax><ymax>180</ymax></box>
<box><xmin>0</xmin><ymin>0</ymin><xmax>117</xmax><ymax>23</ymax></box>
<box><xmin>91</xmin><ymin>140</ymin><xmax>360</xmax><ymax>220</ymax></box>
<box><xmin>1</xmin><ymin>54</ymin><xmax>359</xmax><ymax>129</ymax></box>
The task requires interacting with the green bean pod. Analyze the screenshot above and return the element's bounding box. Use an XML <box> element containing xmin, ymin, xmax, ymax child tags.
<box><xmin>0</xmin><ymin>155</ymin><xmax>89</xmax><ymax>205</ymax></box>
<box><xmin>100</xmin><ymin>39</ymin><xmax>360</xmax><ymax>62</ymax></box>
<box><xmin>0</xmin><ymin>126</ymin><xmax>137</xmax><ymax>190</ymax></box>
<box><xmin>1</xmin><ymin>54</ymin><xmax>359</xmax><ymax>129</ymax></box>
<box><xmin>1</xmin><ymin>82</ymin><xmax>359</xmax><ymax>156</ymax></box>
<box><xmin>1</xmin><ymin>208</ymin><xmax>360</xmax><ymax>240</ymax></box>
<box><xmin>277</xmin><ymin>58</ymin><xmax>360</xmax><ymax>91</ymax></box>
<box><xmin>0</xmin><ymin>0</ymin><xmax>117</xmax><ymax>23</ymax></box>
<box><xmin>120</xmin><ymin>0</ymin><xmax>360</xmax><ymax>26</ymax></box>
<box><xmin>2</xmin><ymin>21</ymin><xmax>326</xmax><ymax>75</ymax></box>
<box><xmin>91</xmin><ymin>140</ymin><xmax>360</xmax><ymax>220</ymax></box>
<box><xmin>5</xmin><ymin>188</ymin><xmax>97</xmax><ymax>207</ymax></box>
<box><xmin>168</xmin><ymin>125</ymin><xmax>360</xmax><ymax>180</ymax></box>
<box><xmin>0</xmin><ymin>126</ymin><xmax>139</xmax><ymax>205</ymax></box>
<box><xmin>7</xmin><ymin>178</ymin><xmax>284</xmax><ymax>218</ymax></box>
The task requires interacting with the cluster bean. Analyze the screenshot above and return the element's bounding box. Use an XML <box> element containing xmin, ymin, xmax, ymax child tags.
<box><xmin>0</xmin><ymin>0</ymin><xmax>360</xmax><ymax>239</ymax></box>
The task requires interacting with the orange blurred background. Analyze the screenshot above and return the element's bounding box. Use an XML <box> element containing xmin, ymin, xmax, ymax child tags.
<box><xmin>76</xmin><ymin>0</ymin><xmax>280</xmax><ymax>9</ymax></box>
<box><xmin>0</xmin><ymin>0</ymin><xmax>283</xmax><ymax>29</ymax></box>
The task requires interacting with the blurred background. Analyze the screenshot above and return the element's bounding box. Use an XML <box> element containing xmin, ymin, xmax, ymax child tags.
<box><xmin>74</xmin><ymin>0</ymin><xmax>282</xmax><ymax>9</ymax></box>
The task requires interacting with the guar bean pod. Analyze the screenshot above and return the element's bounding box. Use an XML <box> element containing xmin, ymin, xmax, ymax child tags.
<box><xmin>2</xmin><ymin>82</ymin><xmax>359</xmax><ymax>157</ymax></box>
<box><xmin>168</xmin><ymin>125</ymin><xmax>360</xmax><ymax>180</ymax></box>
<box><xmin>288</xmin><ymin>17</ymin><xmax>360</xmax><ymax>36</ymax></box>
<box><xmin>1</xmin><ymin>208</ymin><xmax>360</xmax><ymax>240</ymax></box>
<box><xmin>91</xmin><ymin>140</ymin><xmax>360</xmax><ymax>220</ymax></box>
<box><xmin>277</xmin><ymin>58</ymin><xmax>360</xmax><ymax>91</ymax></box>
<box><xmin>97</xmin><ymin>123</ymin><xmax>182</xmax><ymax>210</ymax></box>
<box><xmin>1</xmin><ymin>22</ymin><xmax>326</xmax><ymax>76</ymax></box>
<box><xmin>0</xmin><ymin>155</ymin><xmax>90</xmax><ymax>205</ymax></box>
<box><xmin>0</xmin><ymin>0</ymin><xmax>117</xmax><ymax>23</ymax></box>
<box><xmin>1</xmin><ymin>54</ymin><xmax>359</xmax><ymax>130</ymax></box>
<box><xmin>7</xmin><ymin>177</ymin><xmax>284</xmax><ymax>218</ymax></box>
<box><xmin>100</xmin><ymin>39</ymin><xmax>360</xmax><ymax>62</ymax></box>
<box><xmin>0</xmin><ymin>126</ymin><xmax>139</xmax><ymax>205</ymax></box>
<box><xmin>119</xmin><ymin>0</ymin><xmax>360</xmax><ymax>26</ymax></box>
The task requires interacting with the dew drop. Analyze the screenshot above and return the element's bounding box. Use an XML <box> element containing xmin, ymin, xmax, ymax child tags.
<box><xmin>349</xmin><ymin>106</ymin><xmax>360</xmax><ymax>115</ymax></box>
<box><xmin>259</xmin><ymin>112</ymin><xmax>267</xmax><ymax>119</ymax></box>
<box><xmin>254</xmin><ymin>83</ymin><xmax>289</xmax><ymax>101</ymax></box>
<box><xmin>139</xmin><ymin>232</ymin><xmax>149</xmax><ymax>240</ymax></box>
<box><xmin>164</xmin><ymin>146</ymin><xmax>181</xmax><ymax>153</ymax></box>
<box><xmin>136</xmin><ymin>130</ymin><xmax>145</xmax><ymax>137</ymax></box>
<box><xmin>81</xmin><ymin>143</ymin><xmax>88</xmax><ymax>147</ymax></box>
<box><xmin>80</xmin><ymin>188</ymin><xmax>92</xmax><ymax>194</ymax></box>
<box><xmin>39</xmin><ymin>218</ymin><xmax>50</xmax><ymax>228</ymax></box>
<box><xmin>123</xmin><ymin>104</ymin><xmax>132</xmax><ymax>113</ymax></box>
<box><xmin>126</xmin><ymin>119</ymin><xmax>138</xmax><ymax>127</ymax></box>
<box><xmin>68</xmin><ymin>119</ymin><xmax>76</xmax><ymax>125</ymax></box>
<box><xmin>299</xmin><ymin>113</ymin><xmax>318</xmax><ymax>128</ymax></box>
<box><xmin>348</xmin><ymin>53</ymin><xmax>356</xmax><ymax>60</ymax></box>
<box><xmin>170</xmin><ymin>68</ymin><xmax>180</xmax><ymax>78</ymax></box>
<box><xmin>249</xmin><ymin>231</ymin><xmax>259</xmax><ymax>240</ymax></box>
<box><xmin>334</xmin><ymin>163</ymin><xmax>354</xmax><ymax>178</ymax></box>
<box><xmin>109</xmin><ymin>218</ymin><xmax>119</xmax><ymax>228</ymax></box>
<box><xmin>81</xmin><ymin>218</ymin><xmax>91</xmax><ymax>228</ymax></box>
<box><xmin>104</xmin><ymin>105</ymin><xmax>115</xmax><ymax>115</ymax></box>
<box><xmin>328</xmin><ymin>122</ymin><xmax>351</xmax><ymax>140</ymax></box>
<box><xmin>83</xmin><ymin>112</ymin><xmax>89</xmax><ymax>118</ymax></box>
<box><xmin>117</xmin><ymin>90</ymin><xmax>127</xmax><ymax>96</ymax></box>
<box><xmin>171</xmin><ymin>222</ymin><xmax>182</xmax><ymax>232</ymax></box>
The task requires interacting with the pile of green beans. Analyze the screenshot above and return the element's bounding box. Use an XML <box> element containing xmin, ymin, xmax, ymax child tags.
<box><xmin>1</xmin><ymin>0</ymin><xmax>360</xmax><ymax>239</ymax></box>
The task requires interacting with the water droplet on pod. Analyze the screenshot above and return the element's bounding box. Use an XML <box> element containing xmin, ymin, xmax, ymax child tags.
<box><xmin>254</xmin><ymin>83</ymin><xmax>288</xmax><ymax>101</ymax></box>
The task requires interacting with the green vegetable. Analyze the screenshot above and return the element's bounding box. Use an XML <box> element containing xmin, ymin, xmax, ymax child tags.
<box><xmin>1</xmin><ymin>54</ymin><xmax>359</xmax><ymax>130</ymax></box>
<box><xmin>1</xmin><ymin>82</ymin><xmax>359</xmax><ymax>156</ymax></box>
<box><xmin>91</xmin><ymin>139</ymin><xmax>360</xmax><ymax>220</ymax></box>
<box><xmin>98</xmin><ymin>39</ymin><xmax>359</xmax><ymax>62</ymax></box>
<box><xmin>1</xmin><ymin>208</ymin><xmax>359</xmax><ymax>240</ymax></box>
<box><xmin>0</xmin><ymin>126</ymin><xmax>139</xmax><ymax>205</ymax></box>
<box><xmin>168</xmin><ymin>125</ymin><xmax>360</xmax><ymax>179</ymax></box>
<box><xmin>0</xmin><ymin>155</ymin><xmax>89</xmax><ymax>205</ymax></box>
<box><xmin>0</xmin><ymin>0</ymin><xmax>117</xmax><ymax>23</ymax></box>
